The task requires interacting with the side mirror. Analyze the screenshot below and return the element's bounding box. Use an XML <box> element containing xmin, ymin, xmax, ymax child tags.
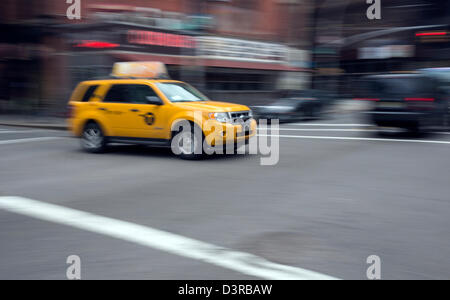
<box><xmin>146</xmin><ymin>96</ymin><xmax>163</xmax><ymax>105</ymax></box>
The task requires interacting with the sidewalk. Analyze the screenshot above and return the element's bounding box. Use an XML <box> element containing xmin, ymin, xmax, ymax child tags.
<box><xmin>0</xmin><ymin>115</ymin><xmax>67</xmax><ymax>130</ymax></box>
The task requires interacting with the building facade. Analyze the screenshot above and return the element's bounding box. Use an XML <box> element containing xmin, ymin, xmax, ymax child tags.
<box><xmin>312</xmin><ymin>0</ymin><xmax>450</xmax><ymax>95</ymax></box>
<box><xmin>0</xmin><ymin>0</ymin><xmax>312</xmax><ymax>113</ymax></box>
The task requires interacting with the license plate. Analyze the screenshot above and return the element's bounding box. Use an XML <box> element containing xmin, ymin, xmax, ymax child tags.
<box><xmin>237</xmin><ymin>124</ymin><xmax>251</xmax><ymax>137</ymax></box>
<box><xmin>378</xmin><ymin>102</ymin><xmax>404</xmax><ymax>109</ymax></box>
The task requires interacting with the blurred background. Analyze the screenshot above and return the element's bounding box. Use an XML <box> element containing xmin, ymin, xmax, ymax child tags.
<box><xmin>0</xmin><ymin>0</ymin><xmax>449</xmax><ymax>115</ymax></box>
<box><xmin>1</xmin><ymin>1</ymin><xmax>450</xmax><ymax>280</ymax></box>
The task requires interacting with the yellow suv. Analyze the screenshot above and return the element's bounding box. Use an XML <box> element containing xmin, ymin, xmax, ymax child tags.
<box><xmin>67</xmin><ymin>62</ymin><xmax>257</xmax><ymax>159</ymax></box>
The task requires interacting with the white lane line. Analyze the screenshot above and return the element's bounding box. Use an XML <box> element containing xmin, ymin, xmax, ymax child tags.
<box><xmin>258</xmin><ymin>134</ymin><xmax>450</xmax><ymax>145</ymax></box>
<box><xmin>0</xmin><ymin>137</ymin><xmax>63</xmax><ymax>145</ymax></box>
<box><xmin>259</xmin><ymin>128</ymin><xmax>379</xmax><ymax>132</ymax></box>
<box><xmin>261</xmin><ymin>128</ymin><xmax>450</xmax><ymax>136</ymax></box>
<box><xmin>0</xmin><ymin>130</ymin><xmax>47</xmax><ymax>134</ymax></box>
<box><xmin>285</xmin><ymin>123</ymin><xmax>372</xmax><ymax>127</ymax></box>
<box><xmin>261</xmin><ymin>127</ymin><xmax>450</xmax><ymax>135</ymax></box>
<box><xmin>0</xmin><ymin>196</ymin><xmax>337</xmax><ymax>280</ymax></box>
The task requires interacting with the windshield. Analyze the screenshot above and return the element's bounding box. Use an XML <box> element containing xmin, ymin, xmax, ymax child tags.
<box><xmin>156</xmin><ymin>82</ymin><xmax>209</xmax><ymax>103</ymax></box>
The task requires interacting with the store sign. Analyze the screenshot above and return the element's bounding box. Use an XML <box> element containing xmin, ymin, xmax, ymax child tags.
<box><xmin>196</xmin><ymin>36</ymin><xmax>288</xmax><ymax>63</ymax></box>
<box><xmin>358</xmin><ymin>45</ymin><xmax>414</xmax><ymax>60</ymax></box>
<box><xmin>127</xmin><ymin>30</ymin><xmax>195</xmax><ymax>49</ymax></box>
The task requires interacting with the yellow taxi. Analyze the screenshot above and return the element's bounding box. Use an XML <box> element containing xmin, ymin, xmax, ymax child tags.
<box><xmin>67</xmin><ymin>62</ymin><xmax>257</xmax><ymax>159</ymax></box>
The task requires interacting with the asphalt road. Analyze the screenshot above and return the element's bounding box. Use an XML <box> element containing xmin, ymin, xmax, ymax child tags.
<box><xmin>0</xmin><ymin>113</ymin><xmax>450</xmax><ymax>280</ymax></box>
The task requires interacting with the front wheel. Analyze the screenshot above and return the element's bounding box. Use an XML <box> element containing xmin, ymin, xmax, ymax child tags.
<box><xmin>81</xmin><ymin>122</ymin><xmax>107</xmax><ymax>153</ymax></box>
<box><xmin>171</xmin><ymin>123</ymin><xmax>204</xmax><ymax>160</ymax></box>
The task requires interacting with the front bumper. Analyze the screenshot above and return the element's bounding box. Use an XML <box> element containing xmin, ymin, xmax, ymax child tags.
<box><xmin>204</xmin><ymin>119</ymin><xmax>257</xmax><ymax>146</ymax></box>
<box><xmin>364</xmin><ymin>111</ymin><xmax>427</xmax><ymax>127</ymax></box>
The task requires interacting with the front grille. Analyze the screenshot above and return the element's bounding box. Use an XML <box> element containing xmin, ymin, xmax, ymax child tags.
<box><xmin>229</xmin><ymin>111</ymin><xmax>252</xmax><ymax>123</ymax></box>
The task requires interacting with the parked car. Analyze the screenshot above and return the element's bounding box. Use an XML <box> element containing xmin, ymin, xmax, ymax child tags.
<box><xmin>252</xmin><ymin>90</ymin><xmax>335</xmax><ymax>123</ymax></box>
<box><xmin>361</xmin><ymin>71</ymin><xmax>450</xmax><ymax>133</ymax></box>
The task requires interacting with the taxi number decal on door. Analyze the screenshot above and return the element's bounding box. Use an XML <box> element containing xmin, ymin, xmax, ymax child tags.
<box><xmin>140</xmin><ymin>112</ymin><xmax>155</xmax><ymax>126</ymax></box>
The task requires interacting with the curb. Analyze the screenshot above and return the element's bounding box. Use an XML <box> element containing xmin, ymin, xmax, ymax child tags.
<box><xmin>0</xmin><ymin>122</ymin><xmax>67</xmax><ymax>131</ymax></box>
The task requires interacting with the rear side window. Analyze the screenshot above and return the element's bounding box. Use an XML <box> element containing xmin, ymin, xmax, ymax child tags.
<box><xmin>81</xmin><ymin>85</ymin><xmax>99</xmax><ymax>102</ymax></box>
<box><xmin>368</xmin><ymin>77</ymin><xmax>435</xmax><ymax>96</ymax></box>
<box><xmin>103</xmin><ymin>84</ymin><xmax>160</xmax><ymax>104</ymax></box>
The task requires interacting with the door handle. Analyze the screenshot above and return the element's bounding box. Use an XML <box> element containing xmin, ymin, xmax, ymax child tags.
<box><xmin>130</xmin><ymin>109</ymin><xmax>140</xmax><ymax>112</ymax></box>
<box><xmin>98</xmin><ymin>107</ymin><xmax>108</xmax><ymax>111</ymax></box>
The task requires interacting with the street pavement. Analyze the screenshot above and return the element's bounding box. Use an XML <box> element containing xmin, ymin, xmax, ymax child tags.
<box><xmin>0</xmin><ymin>113</ymin><xmax>450</xmax><ymax>279</ymax></box>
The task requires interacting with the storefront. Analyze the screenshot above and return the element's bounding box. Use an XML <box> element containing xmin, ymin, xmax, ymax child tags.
<box><xmin>64</xmin><ymin>21</ymin><xmax>309</xmax><ymax>107</ymax></box>
<box><xmin>0</xmin><ymin>22</ymin><xmax>56</xmax><ymax>113</ymax></box>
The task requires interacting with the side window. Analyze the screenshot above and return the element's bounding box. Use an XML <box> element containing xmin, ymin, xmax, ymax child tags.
<box><xmin>128</xmin><ymin>85</ymin><xmax>160</xmax><ymax>104</ymax></box>
<box><xmin>81</xmin><ymin>85</ymin><xmax>99</xmax><ymax>102</ymax></box>
<box><xmin>103</xmin><ymin>85</ymin><xmax>129</xmax><ymax>103</ymax></box>
<box><xmin>103</xmin><ymin>84</ymin><xmax>160</xmax><ymax>104</ymax></box>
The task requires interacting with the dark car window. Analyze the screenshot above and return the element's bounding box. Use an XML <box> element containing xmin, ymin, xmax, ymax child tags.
<box><xmin>81</xmin><ymin>85</ymin><xmax>99</xmax><ymax>102</ymax></box>
<box><xmin>103</xmin><ymin>84</ymin><xmax>160</xmax><ymax>104</ymax></box>
<box><xmin>128</xmin><ymin>85</ymin><xmax>160</xmax><ymax>104</ymax></box>
<box><xmin>368</xmin><ymin>77</ymin><xmax>435</xmax><ymax>97</ymax></box>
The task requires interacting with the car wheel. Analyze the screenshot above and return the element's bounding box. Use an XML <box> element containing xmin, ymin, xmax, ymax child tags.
<box><xmin>310</xmin><ymin>106</ymin><xmax>319</xmax><ymax>118</ymax></box>
<box><xmin>171</xmin><ymin>122</ymin><xmax>204</xmax><ymax>160</ymax></box>
<box><xmin>81</xmin><ymin>122</ymin><xmax>107</xmax><ymax>153</ymax></box>
<box><xmin>408</xmin><ymin>121</ymin><xmax>427</xmax><ymax>136</ymax></box>
<box><xmin>303</xmin><ymin>107</ymin><xmax>314</xmax><ymax>119</ymax></box>
<box><xmin>445</xmin><ymin>113</ymin><xmax>450</xmax><ymax>130</ymax></box>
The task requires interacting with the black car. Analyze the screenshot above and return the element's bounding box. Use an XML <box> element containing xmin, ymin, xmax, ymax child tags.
<box><xmin>362</xmin><ymin>70</ymin><xmax>450</xmax><ymax>132</ymax></box>
<box><xmin>252</xmin><ymin>90</ymin><xmax>335</xmax><ymax>123</ymax></box>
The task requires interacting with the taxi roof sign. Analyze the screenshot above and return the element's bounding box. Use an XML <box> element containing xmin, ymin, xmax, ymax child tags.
<box><xmin>111</xmin><ymin>62</ymin><xmax>169</xmax><ymax>79</ymax></box>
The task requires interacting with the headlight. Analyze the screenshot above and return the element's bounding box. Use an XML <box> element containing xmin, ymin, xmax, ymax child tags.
<box><xmin>209</xmin><ymin>112</ymin><xmax>232</xmax><ymax>123</ymax></box>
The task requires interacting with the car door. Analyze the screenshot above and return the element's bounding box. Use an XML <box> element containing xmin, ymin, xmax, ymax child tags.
<box><xmin>100</xmin><ymin>84</ymin><xmax>137</xmax><ymax>137</ymax></box>
<box><xmin>124</xmin><ymin>84</ymin><xmax>168</xmax><ymax>140</ymax></box>
<box><xmin>100</xmin><ymin>83</ymin><xmax>168</xmax><ymax>139</ymax></box>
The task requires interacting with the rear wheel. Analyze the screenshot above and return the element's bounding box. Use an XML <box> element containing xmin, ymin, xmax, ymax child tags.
<box><xmin>81</xmin><ymin>122</ymin><xmax>106</xmax><ymax>153</ymax></box>
<box><xmin>407</xmin><ymin>121</ymin><xmax>428</xmax><ymax>137</ymax></box>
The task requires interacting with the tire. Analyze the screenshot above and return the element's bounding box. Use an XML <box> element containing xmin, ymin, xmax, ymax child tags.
<box><xmin>81</xmin><ymin>122</ymin><xmax>107</xmax><ymax>153</ymax></box>
<box><xmin>171</xmin><ymin>121</ymin><xmax>204</xmax><ymax>160</ymax></box>
<box><xmin>445</xmin><ymin>113</ymin><xmax>450</xmax><ymax>131</ymax></box>
<box><xmin>313</xmin><ymin>104</ymin><xmax>322</xmax><ymax>118</ymax></box>
<box><xmin>302</xmin><ymin>106</ymin><xmax>313</xmax><ymax>119</ymax></box>
<box><xmin>310</xmin><ymin>106</ymin><xmax>318</xmax><ymax>118</ymax></box>
<box><xmin>408</xmin><ymin>121</ymin><xmax>426</xmax><ymax>137</ymax></box>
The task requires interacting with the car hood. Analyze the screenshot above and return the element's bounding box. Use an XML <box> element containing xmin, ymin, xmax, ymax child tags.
<box><xmin>172</xmin><ymin>101</ymin><xmax>250</xmax><ymax>112</ymax></box>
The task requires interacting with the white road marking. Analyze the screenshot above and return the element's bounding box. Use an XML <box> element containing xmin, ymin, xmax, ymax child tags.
<box><xmin>261</xmin><ymin>127</ymin><xmax>450</xmax><ymax>135</ymax></box>
<box><xmin>0</xmin><ymin>130</ymin><xmax>47</xmax><ymax>134</ymax></box>
<box><xmin>0</xmin><ymin>137</ymin><xmax>62</xmax><ymax>145</ymax></box>
<box><xmin>0</xmin><ymin>196</ymin><xmax>338</xmax><ymax>280</ymax></box>
<box><xmin>285</xmin><ymin>123</ymin><xmax>373</xmax><ymax>127</ymax></box>
<box><xmin>258</xmin><ymin>134</ymin><xmax>450</xmax><ymax>145</ymax></box>
<box><xmin>259</xmin><ymin>127</ymin><xmax>380</xmax><ymax>132</ymax></box>
<box><xmin>260</xmin><ymin>128</ymin><xmax>450</xmax><ymax>136</ymax></box>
